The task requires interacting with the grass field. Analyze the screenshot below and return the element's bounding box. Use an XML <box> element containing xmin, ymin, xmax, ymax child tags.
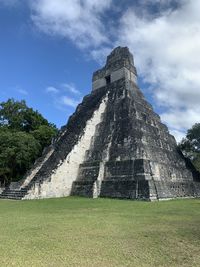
<box><xmin>0</xmin><ymin>197</ymin><xmax>200</xmax><ymax>267</ymax></box>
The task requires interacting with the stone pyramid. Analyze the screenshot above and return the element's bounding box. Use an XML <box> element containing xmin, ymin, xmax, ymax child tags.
<box><xmin>1</xmin><ymin>46</ymin><xmax>200</xmax><ymax>200</ymax></box>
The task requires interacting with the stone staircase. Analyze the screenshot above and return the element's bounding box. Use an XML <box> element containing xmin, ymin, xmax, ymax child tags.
<box><xmin>0</xmin><ymin>146</ymin><xmax>54</xmax><ymax>200</ymax></box>
<box><xmin>0</xmin><ymin>187</ymin><xmax>29</xmax><ymax>200</ymax></box>
<box><xmin>0</xmin><ymin>167</ymin><xmax>48</xmax><ymax>199</ymax></box>
<box><xmin>0</xmin><ymin>170</ymin><xmax>43</xmax><ymax>200</ymax></box>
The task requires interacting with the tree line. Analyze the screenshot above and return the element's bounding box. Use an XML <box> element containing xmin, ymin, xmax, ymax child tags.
<box><xmin>0</xmin><ymin>99</ymin><xmax>58</xmax><ymax>186</ymax></box>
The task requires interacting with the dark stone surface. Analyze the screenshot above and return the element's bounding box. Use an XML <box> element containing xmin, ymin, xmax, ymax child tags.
<box><xmin>92</xmin><ymin>46</ymin><xmax>137</xmax><ymax>82</ymax></box>
<box><xmin>71</xmin><ymin>47</ymin><xmax>200</xmax><ymax>200</ymax></box>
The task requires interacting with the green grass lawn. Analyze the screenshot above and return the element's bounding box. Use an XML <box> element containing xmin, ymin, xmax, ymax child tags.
<box><xmin>0</xmin><ymin>197</ymin><xmax>200</xmax><ymax>267</ymax></box>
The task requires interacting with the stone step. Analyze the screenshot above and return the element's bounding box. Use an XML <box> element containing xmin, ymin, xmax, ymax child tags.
<box><xmin>4</xmin><ymin>189</ymin><xmax>27</xmax><ymax>192</ymax></box>
<box><xmin>0</xmin><ymin>197</ymin><xmax>24</xmax><ymax>200</ymax></box>
<box><xmin>0</xmin><ymin>196</ymin><xmax>23</xmax><ymax>199</ymax></box>
<box><xmin>71</xmin><ymin>180</ymin><xmax>95</xmax><ymax>197</ymax></box>
<box><xmin>100</xmin><ymin>180</ymin><xmax>150</xmax><ymax>200</ymax></box>
<box><xmin>1</xmin><ymin>193</ymin><xmax>25</xmax><ymax>197</ymax></box>
<box><xmin>1</xmin><ymin>191</ymin><xmax>27</xmax><ymax>195</ymax></box>
<box><xmin>0</xmin><ymin>187</ymin><xmax>28</xmax><ymax>200</ymax></box>
<box><xmin>0</xmin><ymin>195</ymin><xmax>22</xmax><ymax>200</ymax></box>
<box><xmin>104</xmin><ymin>175</ymin><xmax>134</xmax><ymax>181</ymax></box>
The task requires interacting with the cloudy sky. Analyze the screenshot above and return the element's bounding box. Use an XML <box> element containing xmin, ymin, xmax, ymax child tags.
<box><xmin>0</xmin><ymin>0</ymin><xmax>200</xmax><ymax>142</ymax></box>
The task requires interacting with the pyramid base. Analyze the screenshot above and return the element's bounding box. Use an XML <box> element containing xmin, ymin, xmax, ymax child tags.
<box><xmin>71</xmin><ymin>179</ymin><xmax>200</xmax><ymax>201</ymax></box>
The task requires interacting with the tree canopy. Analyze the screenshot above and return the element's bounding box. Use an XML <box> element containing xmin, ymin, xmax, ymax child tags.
<box><xmin>0</xmin><ymin>99</ymin><xmax>52</xmax><ymax>132</ymax></box>
<box><xmin>179</xmin><ymin>123</ymin><xmax>200</xmax><ymax>172</ymax></box>
<box><xmin>0</xmin><ymin>99</ymin><xmax>58</xmax><ymax>186</ymax></box>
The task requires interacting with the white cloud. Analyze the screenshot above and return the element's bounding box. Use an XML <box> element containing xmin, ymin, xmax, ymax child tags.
<box><xmin>10</xmin><ymin>0</ymin><xmax>200</xmax><ymax>142</ymax></box>
<box><xmin>45</xmin><ymin>83</ymin><xmax>82</xmax><ymax>109</ymax></box>
<box><xmin>46</xmin><ymin>86</ymin><xmax>59</xmax><ymax>94</ymax></box>
<box><xmin>117</xmin><ymin>0</ymin><xmax>200</xmax><ymax>141</ymax></box>
<box><xmin>31</xmin><ymin>0</ymin><xmax>112</xmax><ymax>49</ymax></box>
<box><xmin>16</xmin><ymin>88</ymin><xmax>28</xmax><ymax>95</ymax></box>
<box><xmin>91</xmin><ymin>46</ymin><xmax>113</xmax><ymax>65</ymax></box>
<box><xmin>169</xmin><ymin>129</ymin><xmax>185</xmax><ymax>143</ymax></box>
<box><xmin>62</xmin><ymin>83</ymin><xmax>81</xmax><ymax>95</ymax></box>
<box><xmin>161</xmin><ymin>108</ymin><xmax>200</xmax><ymax>131</ymax></box>
<box><xmin>61</xmin><ymin>96</ymin><xmax>81</xmax><ymax>108</ymax></box>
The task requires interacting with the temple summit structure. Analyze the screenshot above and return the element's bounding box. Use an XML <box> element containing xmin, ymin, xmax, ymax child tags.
<box><xmin>1</xmin><ymin>46</ymin><xmax>200</xmax><ymax>200</ymax></box>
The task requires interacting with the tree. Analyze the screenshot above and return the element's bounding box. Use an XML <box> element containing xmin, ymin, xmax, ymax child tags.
<box><xmin>0</xmin><ymin>99</ymin><xmax>58</xmax><ymax>186</ymax></box>
<box><xmin>179</xmin><ymin>123</ymin><xmax>200</xmax><ymax>172</ymax></box>
<box><xmin>0</xmin><ymin>129</ymin><xmax>41</xmax><ymax>186</ymax></box>
<box><xmin>0</xmin><ymin>98</ymin><xmax>55</xmax><ymax>132</ymax></box>
<box><xmin>31</xmin><ymin>125</ymin><xmax>57</xmax><ymax>148</ymax></box>
<box><xmin>0</xmin><ymin>99</ymin><xmax>27</xmax><ymax>131</ymax></box>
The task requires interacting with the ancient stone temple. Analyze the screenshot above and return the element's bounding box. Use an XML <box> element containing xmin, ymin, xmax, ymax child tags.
<box><xmin>1</xmin><ymin>46</ymin><xmax>200</xmax><ymax>200</ymax></box>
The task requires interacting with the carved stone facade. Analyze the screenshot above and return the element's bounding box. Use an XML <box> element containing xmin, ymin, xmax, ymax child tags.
<box><xmin>1</xmin><ymin>47</ymin><xmax>200</xmax><ymax>200</ymax></box>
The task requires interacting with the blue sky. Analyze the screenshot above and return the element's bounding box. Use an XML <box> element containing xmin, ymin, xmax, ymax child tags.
<box><xmin>0</xmin><ymin>1</ymin><xmax>98</xmax><ymax>126</ymax></box>
<box><xmin>0</xmin><ymin>0</ymin><xmax>200</xmax><ymax>142</ymax></box>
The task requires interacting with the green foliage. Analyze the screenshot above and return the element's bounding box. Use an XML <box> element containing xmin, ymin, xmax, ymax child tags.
<box><xmin>0</xmin><ymin>129</ymin><xmax>41</xmax><ymax>185</ymax></box>
<box><xmin>179</xmin><ymin>123</ymin><xmax>200</xmax><ymax>171</ymax></box>
<box><xmin>31</xmin><ymin>125</ymin><xmax>57</xmax><ymax>148</ymax></box>
<box><xmin>193</xmin><ymin>154</ymin><xmax>200</xmax><ymax>172</ymax></box>
<box><xmin>0</xmin><ymin>98</ymin><xmax>54</xmax><ymax>132</ymax></box>
<box><xmin>0</xmin><ymin>99</ymin><xmax>58</xmax><ymax>186</ymax></box>
<box><xmin>187</xmin><ymin>123</ymin><xmax>200</xmax><ymax>151</ymax></box>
